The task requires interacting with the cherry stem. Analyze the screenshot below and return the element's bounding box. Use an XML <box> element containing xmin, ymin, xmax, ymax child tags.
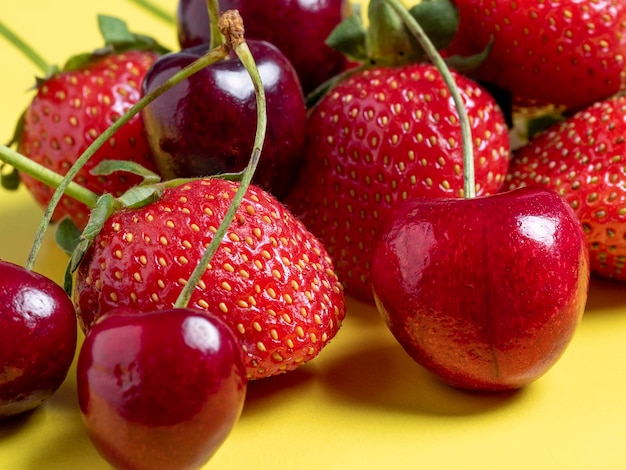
<box><xmin>207</xmin><ymin>0</ymin><xmax>225</xmax><ymax>50</ymax></box>
<box><xmin>126</xmin><ymin>0</ymin><xmax>176</xmax><ymax>25</ymax></box>
<box><xmin>384</xmin><ymin>0</ymin><xmax>476</xmax><ymax>198</ymax></box>
<box><xmin>174</xmin><ymin>13</ymin><xmax>266</xmax><ymax>309</ymax></box>
<box><xmin>23</xmin><ymin>42</ymin><xmax>230</xmax><ymax>271</ymax></box>
<box><xmin>0</xmin><ymin>19</ymin><xmax>50</xmax><ymax>75</ymax></box>
<box><xmin>0</xmin><ymin>145</ymin><xmax>99</xmax><ymax>207</ymax></box>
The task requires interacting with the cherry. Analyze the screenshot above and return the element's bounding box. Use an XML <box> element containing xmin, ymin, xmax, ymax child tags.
<box><xmin>0</xmin><ymin>260</ymin><xmax>77</xmax><ymax>417</ymax></box>
<box><xmin>77</xmin><ymin>307</ymin><xmax>247</xmax><ymax>469</ymax></box>
<box><xmin>371</xmin><ymin>187</ymin><xmax>589</xmax><ymax>390</ymax></box>
<box><xmin>141</xmin><ymin>40</ymin><xmax>306</xmax><ymax>199</ymax></box>
<box><xmin>176</xmin><ymin>0</ymin><xmax>350</xmax><ymax>94</ymax></box>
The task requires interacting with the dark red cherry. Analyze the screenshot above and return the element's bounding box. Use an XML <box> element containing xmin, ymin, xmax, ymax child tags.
<box><xmin>0</xmin><ymin>260</ymin><xmax>77</xmax><ymax>417</ymax></box>
<box><xmin>141</xmin><ymin>40</ymin><xmax>306</xmax><ymax>199</ymax></box>
<box><xmin>176</xmin><ymin>0</ymin><xmax>350</xmax><ymax>94</ymax></box>
<box><xmin>77</xmin><ymin>307</ymin><xmax>247</xmax><ymax>470</ymax></box>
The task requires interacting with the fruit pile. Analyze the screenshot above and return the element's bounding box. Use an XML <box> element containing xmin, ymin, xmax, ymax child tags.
<box><xmin>0</xmin><ymin>0</ymin><xmax>623</xmax><ymax>467</ymax></box>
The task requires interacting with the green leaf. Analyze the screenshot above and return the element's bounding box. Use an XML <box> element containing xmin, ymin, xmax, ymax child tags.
<box><xmin>55</xmin><ymin>218</ymin><xmax>83</xmax><ymax>255</ymax></box>
<box><xmin>98</xmin><ymin>15</ymin><xmax>136</xmax><ymax>46</ymax></box>
<box><xmin>90</xmin><ymin>159</ymin><xmax>162</xmax><ymax>184</ymax></box>
<box><xmin>409</xmin><ymin>0</ymin><xmax>459</xmax><ymax>51</ymax></box>
<box><xmin>443</xmin><ymin>36</ymin><xmax>494</xmax><ymax>74</ymax></box>
<box><xmin>63</xmin><ymin>194</ymin><xmax>115</xmax><ymax>294</ymax></box>
<box><xmin>527</xmin><ymin>112</ymin><xmax>566</xmax><ymax>140</ymax></box>
<box><xmin>1</xmin><ymin>165</ymin><xmax>20</xmax><ymax>190</ymax></box>
<box><xmin>115</xmin><ymin>185</ymin><xmax>160</xmax><ymax>209</ymax></box>
<box><xmin>326</xmin><ymin>14</ymin><xmax>368</xmax><ymax>63</ymax></box>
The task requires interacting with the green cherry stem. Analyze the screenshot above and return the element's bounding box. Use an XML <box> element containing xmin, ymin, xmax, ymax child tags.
<box><xmin>207</xmin><ymin>0</ymin><xmax>225</xmax><ymax>50</ymax></box>
<box><xmin>23</xmin><ymin>39</ymin><xmax>230</xmax><ymax>271</ymax></box>
<box><xmin>0</xmin><ymin>145</ymin><xmax>99</xmax><ymax>207</ymax></box>
<box><xmin>384</xmin><ymin>0</ymin><xmax>476</xmax><ymax>198</ymax></box>
<box><xmin>0</xmin><ymin>20</ymin><xmax>51</xmax><ymax>75</ymax></box>
<box><xmin>174</xmin><ymin>12</ymin><xmax>267</xmax><ymax>309</ymax></box>
<box><xmin>126</xmin><ymin>0</ymin><xmax>176</xmax><ymax>25</ymax></box>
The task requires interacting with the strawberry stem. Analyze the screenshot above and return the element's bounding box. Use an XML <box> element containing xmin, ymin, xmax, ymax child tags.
<box><xmin>24</xmin><ymin>40</ymin><xmax>231</xmax><ymax>271</ymax></box>
<box><xmin>174</xmin><ymin>11</ymin><xmax>267</xmax><ymax>309</ymax></box>
<box><xmin>126</xmin><ymin>0</ymin><xmax>176</xmax><ymax>25</ymax></box>
<box><xmin>384</xmin><ymin>0</ymin><xmax>476</xmax><ymax>198</ymax></box>
<box><xmin>0</xmin><ymin>20</ymin><xmax>51</xmax><ymax>75</ymax></box>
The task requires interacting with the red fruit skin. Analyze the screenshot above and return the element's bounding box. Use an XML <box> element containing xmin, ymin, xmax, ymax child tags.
<box><xmin>17</xmin><ymin>50</ymin><xmax>161</xmax><ymax>229</ymax></box>
<box><xmin>505</xmin><ymin>95</ymin><xmax>626</xmax><ymax>281</ymax></box>
<box><xmin>77</xmin><ymin>308</ymin><xmax>246</xmax><ymax>470</ymax></box>
<box><xmin>446</xmin><ymin>0</ymin><xmax>626</xmax><ymax>111</ymax></box>
<box><xmin>370</xmin><ymin>187</ymin><xmax>589</xmax><ymax>391</ymax></box>
<box><xmin>0</xmin><ymin>260</ymin><xmax>77</xmax><ymax>417</ymax></box>
<box><xmin>141</xmin><ymin>40</ymin><xmax>307</xmax><ymax>199</ymax></box>
<box><xmin>73</xmin><ymin>178</ymin><xmax>346</xmax><ymax>380</ymax></box>
<box><xmin>176</xmin><ymin>0</ymin><xmax>350</xmax><ymax>94</ymax></box>
<box><xmin>286</xmin><ymin>64</ymin><xmax>511</xmax><ymax>302</ymax></box>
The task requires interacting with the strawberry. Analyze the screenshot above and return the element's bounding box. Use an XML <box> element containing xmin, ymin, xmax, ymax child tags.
<box><xmin>445</xmin><ymin>0</ymin><xmax>626</xmax><ymax>111</ymax></box>
<box><xmin>72</xmin><ymin>177</ymin><xmax>346</xmax><ymax>380</ymax></box>
<box><xmin>14</xmin><ymin>16</ymin><xmax>165</xmax><ymax>229</ymax></box>
<box><xmin>504</xmin><ymin>94</ymin><xmax>626</xmax><ymax>281</ymax></box>
<box><xmin>286</xmin><ymin>63</ymin><xmax>511</xmax><ymax>302</ymax></box>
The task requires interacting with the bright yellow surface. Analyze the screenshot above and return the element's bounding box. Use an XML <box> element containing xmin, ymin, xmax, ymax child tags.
<box><xmin>1</xmin><ymin>1</ymin><xmax>626</xmax><ymax>469</ymax></box>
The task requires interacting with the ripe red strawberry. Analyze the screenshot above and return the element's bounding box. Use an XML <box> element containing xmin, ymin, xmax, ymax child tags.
<box><xmin>73</xmin><ymin>177</ymin><xmax>346</xmax><ymax>380</ymax></box>
<box><xmin>505</xmin><ymin>94</ymin><xmax>626</xmax><ymax>281</ymax></box>
<box><xmin>17</xmin><ymin>49</ymin><xmax>161</xmax><ymax>229</ymax></box>
<box><xmin>446</xmin><ymin>0</ymin><xmax>626</xmax><ymax>111</ymax></box>
<box><xmin>286</xmin><ymin>63</ymin><xmax>511</xmax><ymax>301</ymax></box>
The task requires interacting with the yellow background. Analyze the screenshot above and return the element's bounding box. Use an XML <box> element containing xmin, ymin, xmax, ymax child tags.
<box><xmin>1</xmin><ymin>1</ymin><xmax>626</xmax><ymax>469</ymax></box>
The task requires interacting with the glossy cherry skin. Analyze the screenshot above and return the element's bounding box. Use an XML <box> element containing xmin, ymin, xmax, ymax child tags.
<box><xmin>77</xmin><ymin>308</ymin><xmax>247</xmax><ymax>470</ymax></box>
<box><xmin>371</xmin><ymin>187</ymin><xmax>590</xmax><ymax>391</ymax></box>
<box><xmin>0</xmin><ymin>260</ymin><xmax>77</xmax><ymax>417</ymax></box>
<box><xmin>176</xmin><ymin>0</ymin><xmax>350</xmax><ymax>94</ymax></box>
<box><xmin>141</xmin><ymin>40</ymin><xmax>306</xmax><ymax>199</ymax></box>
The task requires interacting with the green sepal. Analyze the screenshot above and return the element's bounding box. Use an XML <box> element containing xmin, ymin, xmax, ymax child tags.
<box><xmin>443</xmin><ymin>36</ymin><xmax>494</xmax><ymax>74</ymax></box>
<box><xmin>55</xmin><ymin>217</ymin><xmax>83</xmax><ymax>256</ymax></box>
<box><xmin>115</xmin><ymin>185</ymin><xmax>161</xmax><ymax>209</ymax></box>
<box><xmin>1</xmin><ymin>164</ymin><xmax>20</xmax><ymax>190</ymax></box>
<box><xmin>527</xmin><ymin>112</ymin><xmax>566</xmax><ymax>140</ymax></box>
<box><xmin>90</xmin><ymin>159</ymin><xmax>162</xmax><ymax>184</ymax></box>
<box><xmin>409</xmin><ymin>0</ymin><xmax>459</xmax><ymax>51</ymax></box>
<box><xmin>63</xmin><ymin>193</ymin><xmax>115</xmax><ymax>295</ymax></box>
<box><xmin>326</xmin><ymin>14</ymin><xmax>368</xmax><ymax>63</ymax></box>
<box><xmin>62</xmin><ymin>14</ymin><xmax>170</xmax><ymax>72</ymax></box>
<box><xmin>366</xmin><ymin>0</ymin><xmax>424</xmax><ymax>66</ymax></box>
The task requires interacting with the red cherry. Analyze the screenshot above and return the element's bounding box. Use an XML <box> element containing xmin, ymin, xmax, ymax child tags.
<box><xmin>77</xmin><ymin>307</ymin><xmax>247</xmax><ymax>469</ymax></box>
<box><xmin>371</xmin><ymin>187</ymin><xmax>589</xmax><ymax>391</ymax></box>
<box><xmin>0</xmin><ymin>260</ymin><xmax>77</xmax><ymax>417</ymax></box>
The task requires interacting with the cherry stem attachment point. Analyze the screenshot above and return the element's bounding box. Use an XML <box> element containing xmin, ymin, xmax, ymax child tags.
<box><xmin>384</xmin><ymin>0</ymin><xmax>476</xmax><ymax>198</ymax></box>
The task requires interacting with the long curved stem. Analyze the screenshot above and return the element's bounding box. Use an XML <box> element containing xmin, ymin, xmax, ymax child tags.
<box><xmin>0</xmin><ymin>20</ymin><xmax>50</xmax><ymax>74</ymax></box>
<box><xmin>384</xmin><ymin>0</ymin><xmax>476</xmax><ymax>198</ymax></box>
<box><xmin>175</xmin><ymin>22</ymin><xmax>266</xmax><ymax>308</ymax></box>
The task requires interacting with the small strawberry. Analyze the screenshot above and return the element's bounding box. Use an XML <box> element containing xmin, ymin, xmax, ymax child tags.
<box><xmin>72</xmin><ymin>177</ymin><xmax>346</xmax><ymax>380</ymax></box>
<box><xmin>13</xmin><ymin>16</ymin><xmax>166</xmax><ymax>229</ymax></box>
<box><xmin>286</xmin><ymin>63</ymin><xmax>510</xmax><ymax>301</ymax></box>
<box><xmin>505</xmin><ymin>94</ymin><xmax>626</xmax><ymax>281</ymax></box>
<box><xmin>445</xmin><ymin>0</ymin><xmax>626</xmax><ymax>111</ymax></box>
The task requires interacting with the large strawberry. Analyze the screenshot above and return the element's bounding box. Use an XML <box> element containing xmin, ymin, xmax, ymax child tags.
<box><xmin>72</xmin><ymin>177</ymin><xmax>346</xmax><ymax>380</ymax></box>
<box><xmin>14</xmin><ymin>16</ymin><xmax>166</xmax><ymax>229</ymax></box>
<box><xmin>445</xmin><ymin>0</ymin><xmax>626</xmax><ymax>111</ymax></box>
<box><xmin>286</xmin><ymin>61</ymin><xmax>510</xmax><ymax>301</ymax></box>
<box><xmin>505</xmin><ymin>94</ymin><xmax>626</xmax><ymax>281</ymax></box>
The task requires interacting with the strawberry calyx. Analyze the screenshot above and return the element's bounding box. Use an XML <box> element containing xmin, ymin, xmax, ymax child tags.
<box><xmin>327</xmin><ymin>0</ymin><xmax>459</xmax><ymax>67</ymax></box>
